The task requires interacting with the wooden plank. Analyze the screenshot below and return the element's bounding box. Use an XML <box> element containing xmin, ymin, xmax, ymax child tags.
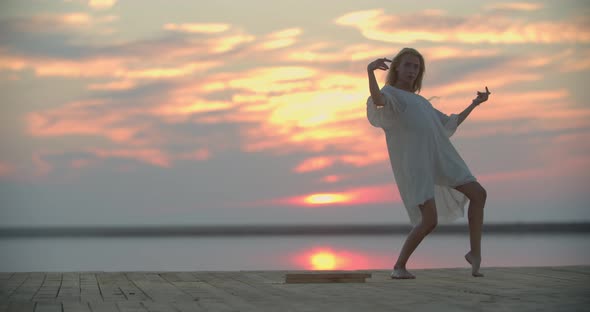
<box><xmin>5</xmin><ymin>273</ymin><xmax>42</xmax><ymax>301</ymax></box>
<box><xmin>0</xmin><ymin>273</ymin><xmax>13</xmax><ymax>281</ymax></box>
<box><xmin>96</xmin><ymin>272</ymin><xmax>129</xmax><ymax>302</ymax></box>
<box><xmin>139</xmin><ymin>301</ymin><xmax>182</xmax><ymax>312</ymax></box>
<box><xmin>33</xmin><ymin>273</ymin><xmax>61</xmax><ymax>302</ymax></box>
<box><xmin>187</xmin><ymin>272</ymin><xmax>259</xmax><ymax>311</ymax></box>
<box><xmin>0</xmin><ymin>273</ymin><xmax>28</xmax><ymax>299</ymax></box>
<box><xmin>116</xmin><ymin>301</ymin><xmax>148</xmax><ymax>312</ymax></box>
<box><xmin>0</xmin><ymin>267</ymin><xmax>589</xmax><ymax>311</ymax></box>
<box><xmin>88</xmin><ymin>302</ymin><xmax>120</xmax><ymax>312</ymax></box>
<box><xmin>33</xmin><ymin>302</ymin><xmax>62</xmax><ymax>312</ymax></box>
<box><xmin>125</xmin><ymin>272</ymin><xmax>194</xmax><ymax>303</ymax></box>
<box><xmin>62</xmin><ymin>302</ymin><xmax>92</xmax><ymax>312</ymax></box>
<box><xmin>79</xmin><ymin>273</ymin><xmax>102</xmax><ymax>303</ymax></box>
<box><xmin>56</xmin><ymin>272</ymin><xmax>81</xmax><ymax>303</ymax></box>
<box><xmin>170</xmin><ymin>301</ymin><xmax>206</xmax><ymax>312</ymax></box>
<box><xmin>285</xmin><ymin>272</ymin><xmax>372</xmax><ymax>284</ymax></box>
<box><xmin>7</xmin><ymin>301</ymin><xmax>35</xmax><ymax>312</ymax></box>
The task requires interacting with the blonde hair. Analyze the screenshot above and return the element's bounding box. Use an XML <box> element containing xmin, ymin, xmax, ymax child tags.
<box><xmin>385</xmin><ymin>47</ymin><xmax>425</xmax><ymax>93</ymax></box>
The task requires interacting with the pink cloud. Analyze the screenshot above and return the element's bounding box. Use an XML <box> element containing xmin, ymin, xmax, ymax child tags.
<box><xmin>71</xmin><ymin>158</ymin><xmax>93</xmax><ymax>169</ymax></box>
<box><xmin>7</xmin><ymin>10</ymin><xmax>588</xmax><ymax>189</ymax></box>
<box><xmin>176</xmin><ymin>148</ymin><xmax>211</xmax><ymax>161</ymax></box>
<box><xmin>32</xmin><ymin>153</ymin><xmax>52</xmax><ymax>176</ymax></box>
<box><xmin>335</xmin><ymin>9</ymin><xmax>590</xmax><ymax>44</ymax></box>
<box><xmin>321</xmin><ymin>175</ymin><xmax>343</xmax><ymax>183</ymax></box>
<box><xmin>479</xmin><ymin>154</ymin><xmax>590</xmax><ymax>186</ymax></box>
<box><xmin>89</xmin><ymin>148</ymin><xmax>171</xmax><ymax>168</ymax></box>
<box><xmin>0</xmin><ymin>161</ymin><xmax>15</xmax><ymax>177</ymax></box>
<box><xmin>26</xmin><ymin>101</ymin><xmax>143</xmax><ymax>145</ymax></box>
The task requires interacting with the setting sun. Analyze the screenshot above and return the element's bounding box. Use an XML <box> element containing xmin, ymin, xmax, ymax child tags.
<box><xmin>304</xmin><ymin>193</ymin><xmax>351</xmax><ymax>205</ymax></box>
<box><xmin>311</xmin><ymin>251</ymin><xmax>337</xmax><ymax>270</ymax></box>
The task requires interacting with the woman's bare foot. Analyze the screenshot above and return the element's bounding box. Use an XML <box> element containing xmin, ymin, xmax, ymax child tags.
<box><xmin>391</xmin><ymin>266</ymin><xmax>416</xmax><ymax>279</ymax></box>
<box><xmin>465</xmin><ymin>251</ymin><xmax>484</xmax><ymax>277</ymax></box>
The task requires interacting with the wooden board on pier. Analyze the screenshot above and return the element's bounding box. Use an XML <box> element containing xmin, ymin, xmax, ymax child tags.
<box><xmin>285</xmin><ymin>272</ymin><xmax>372</xmax><ymax>283</ymax></box>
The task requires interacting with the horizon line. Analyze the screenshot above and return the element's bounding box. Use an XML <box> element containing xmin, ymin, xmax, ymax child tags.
<box><xmin>1</xmin><ymin>222</ymin><xmax>588</xmax><ymax>237</ymax></box>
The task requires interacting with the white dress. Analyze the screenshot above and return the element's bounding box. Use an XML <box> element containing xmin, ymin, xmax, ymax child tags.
<box><xmin>367</xmin><ymin>85</ymin><xmax>477</xmax><ymax>225</ymax></box>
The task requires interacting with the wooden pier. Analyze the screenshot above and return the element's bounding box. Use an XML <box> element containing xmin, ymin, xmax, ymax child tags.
<box><xmin>1</xmin><ymin>266</ymin><xmax>588</xmax><ymax>311</ymax></box>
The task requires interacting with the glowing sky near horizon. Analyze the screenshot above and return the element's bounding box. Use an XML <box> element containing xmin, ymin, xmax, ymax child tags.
<box><xmin>0</xmin><ymin>0</ymin><xmax>589</xmax><ymax>226</ymax></box>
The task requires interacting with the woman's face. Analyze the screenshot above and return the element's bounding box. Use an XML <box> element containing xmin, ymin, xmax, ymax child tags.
<box><xmin>395</xmin><ymin>54</ymin><xmax>421</xmax><ymax>86</ymax></box>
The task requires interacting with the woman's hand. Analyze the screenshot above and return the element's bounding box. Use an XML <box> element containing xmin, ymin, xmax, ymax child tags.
<box><xmin>473</xmin><ymin>86</ymin><xmax>491</xmax><ymax>106</ymax></box>
<box><xmin>367</xmin><ymin>58</ymin><xmax>392</xmax><ymax>72</ymax></box>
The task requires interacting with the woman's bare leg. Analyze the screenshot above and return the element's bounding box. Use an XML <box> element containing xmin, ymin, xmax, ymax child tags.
<box><xmin>455</xmin><ymin>182</ymin><xmax>487</xmax><ymax>277</ymax></box>
<box><xmin>392</xmin><ymin>198</ymin><xmax>438</xmax><ymax>279</ymax></box>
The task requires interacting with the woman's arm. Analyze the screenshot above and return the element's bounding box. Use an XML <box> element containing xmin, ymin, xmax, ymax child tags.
<box><xmin>458</xmin><ymin>87</ymin><xmax>491</xmax><ymax>126</ymax></box>
<box><xmin>367</xmin><ymin>58</ymin><xmax>391</xmax><ymax>107</ymax></box>
<box><xmin>458</xmin><ymin>101</ymin><xmax>478</xmax><ymax>126</ymax></box>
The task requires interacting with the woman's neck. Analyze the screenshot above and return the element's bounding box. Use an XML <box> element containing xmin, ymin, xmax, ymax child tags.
<box><xmin>393</xmin><ymin>81</ymin><xmax>414</xmax><ymax>93</ymax></box>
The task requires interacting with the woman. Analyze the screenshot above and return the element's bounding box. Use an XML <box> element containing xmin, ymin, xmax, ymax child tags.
<box><xmin>366</xmin><ymin>48</ymin><xmax>490</xmax><ymax>279</ymax></box>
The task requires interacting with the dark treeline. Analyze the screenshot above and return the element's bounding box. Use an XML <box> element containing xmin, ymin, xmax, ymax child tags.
<box><xmin>1</xmin><ymin>222</ymin><xmax>589</xmax><ymax>237</ymax></box>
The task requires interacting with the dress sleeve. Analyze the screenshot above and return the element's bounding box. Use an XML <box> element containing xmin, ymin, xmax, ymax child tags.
<box><xmin>366</xmin><ymin>90</ymin><xmax>402</xmax><ymax>129</ymax></box>
<box><xmin>432</xmin><ymin>107</ymin><xmax>460</xmax><ymax>138</ymax></box>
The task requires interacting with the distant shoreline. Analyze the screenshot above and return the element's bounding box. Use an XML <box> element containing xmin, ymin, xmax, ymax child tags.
<box><xmin>1</xmin><ymin>222</ymin><xmax>589</xmax><ymax>237</ymax></box>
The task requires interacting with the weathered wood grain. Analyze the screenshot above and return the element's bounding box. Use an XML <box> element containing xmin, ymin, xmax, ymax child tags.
<box><xmin>0</xmin><ymin>266</ymin><xmax>587</xmax><ymax>312</ymax></box>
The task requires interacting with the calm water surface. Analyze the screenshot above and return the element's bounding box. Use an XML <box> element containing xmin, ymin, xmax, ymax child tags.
<box><xmin>1</xmin><ymin>234</ymin><xmax>588</xmax><ymax>272</ymax></box>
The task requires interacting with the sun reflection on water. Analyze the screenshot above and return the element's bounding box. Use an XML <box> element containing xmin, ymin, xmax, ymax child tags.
<box><xmin>293</xmin><ymin>247</ymin><xmax>375</xmax><ymax>270</ymax></box>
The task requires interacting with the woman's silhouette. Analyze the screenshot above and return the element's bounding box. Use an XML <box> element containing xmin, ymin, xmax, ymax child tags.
<box><xmin>366</xmin><ymin>48</ymin><xmax>490</xmax><ymax>279</ymax></box>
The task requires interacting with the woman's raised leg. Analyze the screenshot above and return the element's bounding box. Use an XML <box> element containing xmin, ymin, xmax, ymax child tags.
<box><xmin>454</xmin><ymin>181</ymin><xmax>487</xmax><ymax>277</ymax></box>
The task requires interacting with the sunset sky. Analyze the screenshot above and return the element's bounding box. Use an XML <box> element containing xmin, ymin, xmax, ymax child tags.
<box><xmin>1</xmin><ymin>0</ymin><xmax>589</xmax><ymax>227</ymax></box>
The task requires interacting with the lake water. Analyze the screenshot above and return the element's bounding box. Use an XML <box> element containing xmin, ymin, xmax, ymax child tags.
<box><xmin>1</xmin><ymin>233</ymin><xmax>589</xmax><ymax>272</ymax></box>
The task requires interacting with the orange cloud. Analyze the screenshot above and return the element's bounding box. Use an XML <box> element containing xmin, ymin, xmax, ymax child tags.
<box><xmin>164</xmin><ymin>23</ymin><xmax>231</xmax><ymax>34</ymax></box>
<box><xmin>207</xmin><ymin>33</ymin><xmax>256</xmax><ymax>53</ymax></box>
<box><xmin>228</xmin><ymin>66</ymin><xmax>316</xmax><ymax>93</ymax></box>
<box><xmin>335</xmin><ymin>9</ymin><xmax>590</xmax><ymax>44</ymax></box>
<box><xmin>423</xmin><ymin>46</ymin><xmax>501</xmax><ymax>61</ymax></box>
<box><xmin>87</xmin><ymin>80</ymin><xmax>135</xmax><ymax>91</ymax></box>
<box><xmin>89</xmin><ymin>0</ymin><xmax>117</xmax><ymax>10</ymax></box>
<box><xmin>284</xmin><ymin>42</ymin><xmax>394</xmax><ymax>63</ymax></box>
<box><xmin>485</xmin><ymin>2</ymin><xmax>544</xmax><ymax>12</ymax></box>
<box><xmin>9</xmin><ymin>10</ymin><xmax>587</xmax><ymax>186</ymax></box>
<box><xmin>59</xmin><ymin>13</ymin><xmax>92</xmax><ymax>25</ymax></box>
<box><xmin>121</xmin><ymin>61</ymin><xmax>219</xmax><ymax>79</ymax></box>
<box><xmin>293</xmin><ymin>157</ymin><xmax>335</xmax><ymax>173</ymax></box>
<box><xmin>0</xmin><ymin>55</ymin><xmax>27</xmax><ymax>71</ymax></box>
<box><xmin>151</xmin><ymin>90</ymin><xmax>233</xmax><ymax>120</ymax></box>
<box><xmin>34</xmin><ymin>58</ymin><xmax>128</xmax><ymax>78</ymax></box>
<box><xmin>26</xmin><ymin>99</ymin><xmax>151</xmax><ymax>147</ymax></box>
<box><xmin>256</xmin><ymin>28</ymin><xmax>302</xmax><ymax>50</ymax></box>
